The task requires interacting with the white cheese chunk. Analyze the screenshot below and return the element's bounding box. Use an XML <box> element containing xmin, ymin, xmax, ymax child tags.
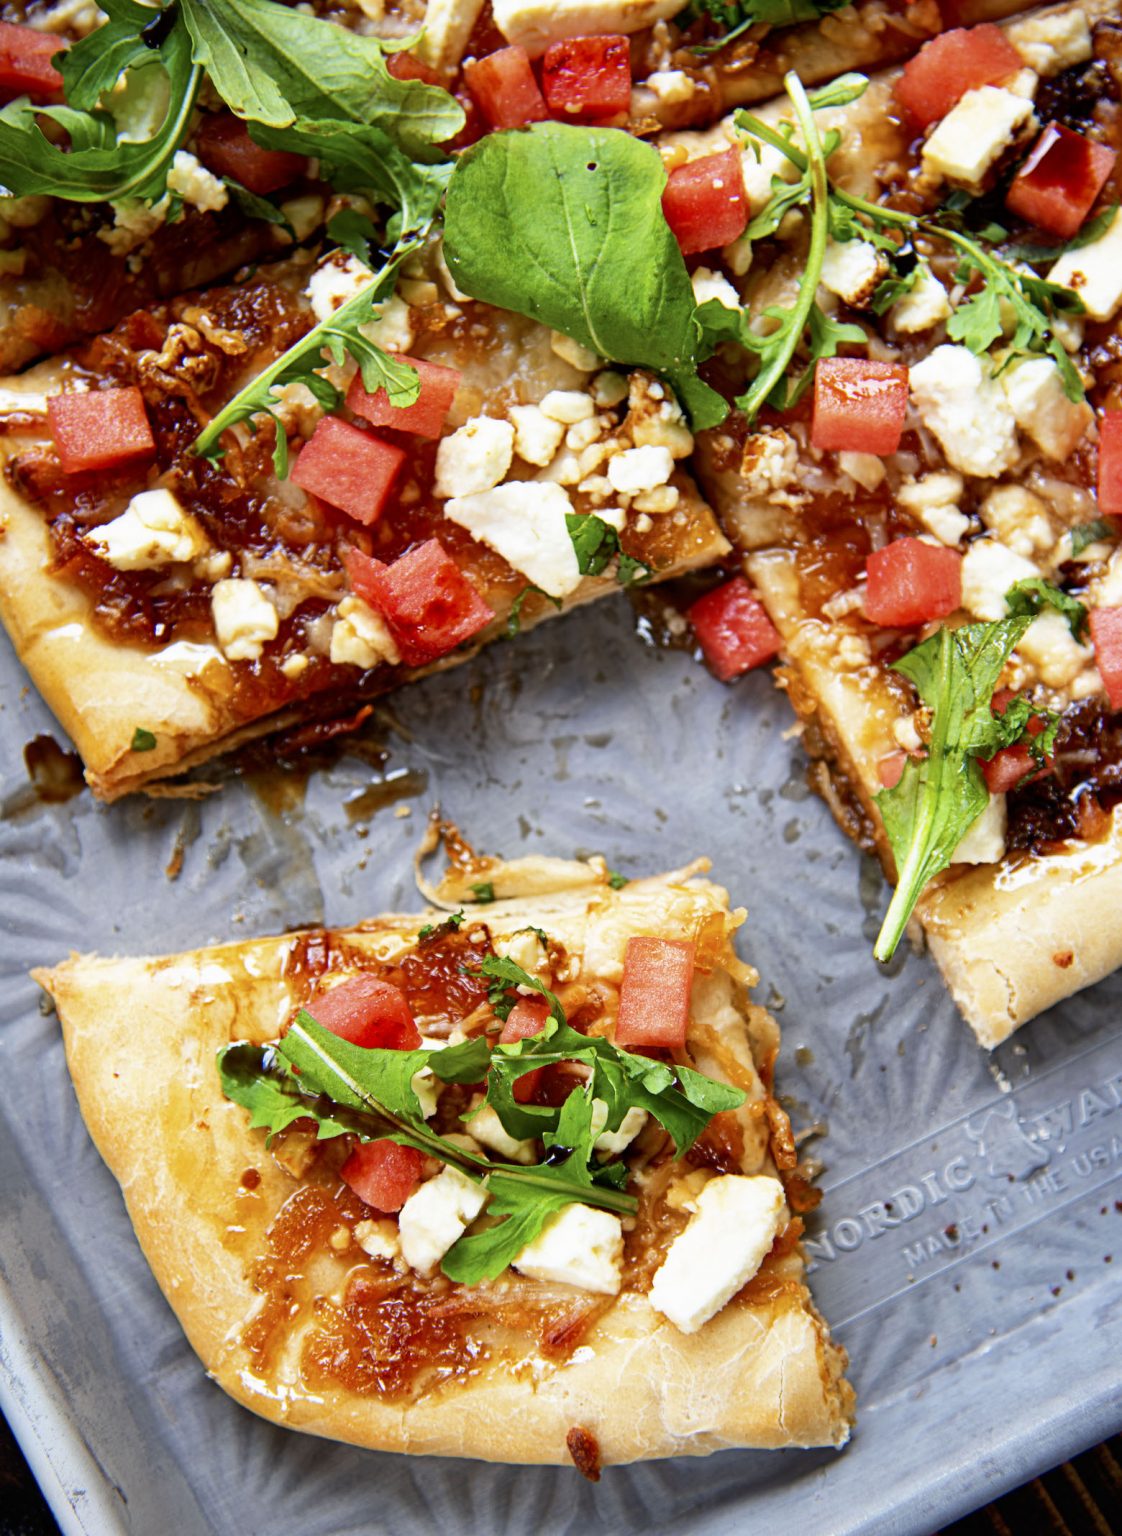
<box><xmin>1008</xmin><ymin>9</ymin><xmax>1092</xmax><ymax>75</ymax></box>
<box><xmin>590</xmin><ymin>1101</ymin><xmax>647</xmax><ymax>1157</ymax></box>
<box><xmin>467</xmin><ymin>1101</ymin><xmax>537</xmax><ymax>1164</ymax></box>
<box><xmin>305</xmin><ymin>254</ymin><xmax>372</xmax><ymax>324</ymax></box>
<box><xmin>1001</xmin><ymin>357</ymin><xmax>1092</xmax><ymax>462</ymax></box>
<box><xmin>398</xmin><ymin>1166</ymin><xmax>488</xmax><ymax>1275</ymax></box>
<box><xmin>960</xmin><ymin>538</ymin><xmax>1040</xmax><ymax>622</ymax></box>
<box><xmin>550</xmin><ymin>331</ymin><xmax>600</xmax><ymax>371</ymax></box>
<box><xmin>952</xmin><ymin>792</ymin><xmax>1008</xmax><ymax>865</ymax></box>
<box><xmin>978</xmin><ymin>484</ymin><xmax>1053</xmax><ymax>559</ymax></box>
<box><xmin>837</xmin><ymin>451</ymin><xmax>886</xmax><ymax>492</ymax></box>
<box><xmin>819</xmin><ymin>239</ymin><xmax>885</xmax><ymax>307</ymax></box>
<box><xmin>891</xmin><ymin>264</ymin><xmax>951</xmax><ymax>333</ymax></box>
<box><xmin>607</xmin><ymin>444</ymin><xmax>674</xmax><ymax>495</ymax></box>
<box><xmin>359</xmin><ymin>293</ymin><xmax>414</xmax><ymax>355</ymax></box>
<box><xmin>649</xmin><ymin>1174</ymin><xmax>786</xmax><ymax>1335</ymax></box>
<box><xmin>491</xmin><ymin>0</ymin><xmax>681</xmax><ymax>57</ymax></box>
<box><xmin>87</xmin><ymin>489</ymin><xmax>207</xmax><ymax>571</ymax></box>
<box><xmin>444</xmin><ymin>481</ymin><xmax>582</xmax><ymax>598</ymax></box>
<box><xmin>647</xmin><ymin>69</ymin><xmax>696</xmax><ymax>105</ymax></box>
<box><xmin>353</xmin><ymin>1218</ymin><xmax>403</xmax><ymax>1263</ymax></box>
<box><xmin>1091</xmin><ymin>548</ymin><xmax>1122</xmax><ymax>608</ymax></box>
<box><xmin>328</xmin><ymin>595</ymin><xmax>401</xmax><ymax>669</ymax></box>
<box><xmin>211</xmin><ymin>578</ymin><xmax>279</xmax><ymax>662</ymax></box>
<box><xmin>540</xmin><ymin>389</ymin><xmax>596</xmax><ymax>424</ymax></box>
<box><xmin>921</xmin><ymin>87</ymin><xmax>1034</xmax><ymax>192</ymax></box>
<box><xmin>1048</xmin><ymin>211</ymin><xmax>1122</xmax><ymax>322</ymax></box>
<box><xmin>509</xmin><ymin>403</ymin><xmax>566</xmax><ymax>467</ymax></box>
<box><xmin>738</xmin><ymin>141</ymin><xmax>792</xmax><ymax>217</ymax></box>
<box><xmin>1018</xmin><ymin>609</ymin><xmax>1092</xmax><ymax>688</ymax></box>
<box><xmin>512</xmin><ymin>1203</ymin><xmax>623</xmax><ymax>1293</ymax></box>
<box><xmin>435</xmin><ymin>415</ymin><xmax>516</xmax><ymax>498</ymax></box>
<box><xmin>909</xmin><ymin>345</ymin><xmax>1019</xmax><ymax>478</ymax></box>
<box><xmin>691</xmin><ymin>265</ymin><xmax>739</xmax><ymax>310</ymax></box>
<box><xmin>166</xmin><ymin>150</ymin><xmax>228</xmax><ymax>214</ymax></box>
<box><xmin>414</xmin><ymin>0</ymin><xmax>480</xmax><ymax>73</ymax></box>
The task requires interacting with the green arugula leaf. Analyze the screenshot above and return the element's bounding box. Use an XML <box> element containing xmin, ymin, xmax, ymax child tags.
<box><xmin>874</xmin><ymin>617</ymin><xmax>1035</xmax><ymax>960</ymax></box>
<box><xmin>59</xmin><ymin>0</ymin><xmax>155</xmax><ymax>109</ymax></box>
<box><xmin>507</xmin><ymin>584</ymin><xmax>562</xmax><ymax>637</ymax></box>
<box><xmin>193</xmin><ymin>247</ymin><xmax>420</xmax><ymax>473</ymax></box>
<box><xmin>417</xmin><ymin>910</ymin><xmax>465</xmax><ymax>940</ymax></box>
<box><xmin>480</xmin><ymin>1014</ymin><xmax>745</xmax><ymax>1151</ymax></box>
<box><xmin>218</xmin><ymin>1040</ymin><xmax>357</xmax><ymax>1143</ymax></box>
<box><xmin>1004</xmin><ymin>203</ymin><xmax>1119</xmax><ymax>264</ymax></box>
<box><xmin>0</xmin><ymin>10</ymin><xmax>200</xmax><ymax>202</ymax></box>
<box><xmin>684</xmin><ymin>0</ymin><xmax>848</xmax><ymax>54</ymax></box>
<box><xmin>472</xmin><ymin>953</ymin><xmax>567</xmax><ymax>1027</ymax></box>
<box><xmin>443</xmin><ymin>121</ymin><xmax>727</xmax><ymax>429</ymax></box>
<box><xmin>178</xmin><ymin>0</ymin><xmax>462</xmax><ymax>157</ymax></box>
<box><xmin>1003</xmin><ymin>577</ymin><xmax>1088</xmax><ymax>640</ymax></box>
<box><xmin>566</xmin><ymin>513</ymin><xmax>653</xmax><ymax>585</ymax></box>
<box><xmin>130</xmin><ymin>727</ymin><xmax>157</xmax><ymax>751</ymax></box>
<box><xmin>224</xmin><ymin>178</ymin><xmax>293</xmax><ymax>231</ymax></box>
<box><xmin>442</xmin><ymin>1089</ymin><xmax>608</xmax><ymax>1284</ymax></box>
<box><xmin>1069</xmin><ymin>518</ymin><xmax>1116</xmax><ymax>557</ymax></box>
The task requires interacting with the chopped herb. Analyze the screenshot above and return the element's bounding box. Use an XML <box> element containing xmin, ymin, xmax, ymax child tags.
<box><xmin>1069</xmin><ymin>518</ymin><xmax>1116</xmax><ymax>557</ymax></box>
<box><xmin>130</xmin><ymin>727</ymin><xmax>157</xmax><ymax>752</ymax></box>
<box><xmin>1003</xmin><ymin>577</ymin><xmax>1088</xmax><ymax>641</ymax></box>
<box><xmin>606</xmin><ymin>869</ymin><xmax>629</xmax><ymax>889</ymax></box>
<box><xmin>566</xmin><ymin>513</ymin><xmax>652</xmax><ymax>585</ymax></box>
<box><xmin>418</xmin><ymin>909</ymin><xmax>465</xmax><ymax>939</ymax></box>
<box><xmin>683</xmin><ymin>0</ymin><xmax>848</xmax><ymax>54</ymax></box>
<box><xmin>507</xmin><ymin>584</ymin><xmax>562</xmax><ymax>637</ymax></box>
<box><xmin>469</xmin><ymin>881</ymin><xmax>495</xmax><ymax>904</ymax></box>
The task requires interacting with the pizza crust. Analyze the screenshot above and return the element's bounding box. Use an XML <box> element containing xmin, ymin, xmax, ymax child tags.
<box><xmin>35</xmin><ymin>859</ymin><xmax>854</xmax><ymax>1463</ymax></box>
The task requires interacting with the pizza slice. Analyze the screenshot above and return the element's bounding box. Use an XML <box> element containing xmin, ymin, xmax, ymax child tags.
<box><xmin>0</xmin><ymin>0</ymin><xmax>1055</xmax><ymax>370</ymax></box>
<box><xmin>657</xmin><ymin>0</ymin><xmax>1122</xmax><ymax>1044</ymax></box>
<box><xmin>0</xmin><ymin>237</ymin><xmax>729</xmax><ymax>799</ymax></box>
<box><xmin>34</xmin><ymin>848</ymin><xmax>854</xmax><ymax>1468</ymax></box>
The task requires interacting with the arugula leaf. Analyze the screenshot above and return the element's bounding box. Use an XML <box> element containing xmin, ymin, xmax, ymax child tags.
<box><xmin>1069</xmin><ymin>518</ymin><xmax>1116</xmax><ymax>557</ymax></box>
<box><xmin>1003</xmin><ymin>577</ymin><xmax>1088</xmax><ymax>640</ymax></box>
<box><xmin>442</xmin><ymin>1088</ymin><xmax>614</xmax><ymax>1284</ymax></box>
<box><xmin>417</xmin><ymin>910</ymin><xmax>465</xmax><ymax>940</ymax></box>
<box><xmin>443</xmin><ymin>122</ymin><xmax>727</xmax><ymax>429</ymax></box>
<box><xmin>179</xmin><ymin>0</ymin><xmax>462</xmax><ymax>158</ymax></box>
<box><xmin>873</xmin><ymin>617</ymin><xmax>1035</xmax><ymax>961</ymax></box>
<box><xmin>473</xmin><ymin>953</ymin><xmax>567</xmax><ymax>1026</ymax></box>
<box><xmin>684</xmin><ymin>0</ymin><xmax>848</xmax><ymax>53</ymax></box>
<box><xmin>193</xmin><ymin>249</ymin><xmax>420</xmax><ymax>473</ymax></box>
<box><xmin>566</xmin><ymin>513</ymin><xmax>652</xmax><ymax>585</ymax></box>
<box><xmin>130</xmin><ymin>727</ymin><xmax>157</xmax><ymax>751</ymax></box>
<box><xmin>480</xmin><ymin>1014</ymin><xmax>745</xmax><ymax>1151</ymax></box>
<box><xmin>224</xmin><ymin>178</ymin><xmax>293</xmax><ymax>232</ymax></box>
<box><xmin>59</xmin><ymin>0</ymin><xmax>157</xmax><ymax>109</ymax></box>
<box><xmin>218</xmin><ymin>1041</ymin><xmax>357</xmax><ymax>1143</ymax></box>
<box><xmin>0</xmin><ymin>9</ymin><xmax>200</xmax><ymax>202</ymax></box>
<box><xmin>507</xmin><ymin>584</ymin><xmax>562</xmax><ymax>637</ymax></box>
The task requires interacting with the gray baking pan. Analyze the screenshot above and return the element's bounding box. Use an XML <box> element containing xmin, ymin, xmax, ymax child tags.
<box><xmin>1</xmin><ymin>595</ymin><xmax>1119</xmax><ymax>1536</ymax></box>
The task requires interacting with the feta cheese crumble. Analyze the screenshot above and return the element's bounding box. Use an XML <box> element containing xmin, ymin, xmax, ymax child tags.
<box><xmin>512</xmin><ymin>1203</ymin><xmax>624</xmax><ymax>1293</ymax></box>
<box><xmin>398</xmin><ymin>1166</ymin><xmax>487</xmax><ymax>1274</ymax></box>
<box><xmin>329</xmin><ymin>595</ymin><xmax>401</xmax><ymax>670</ymax></box>
<box><xmin>921</xmin><ymin>87</ymin><xmax>1035</xmax><ymax>192</ymax></box>
<box><xmin>1000</xmin><ymin>357</ymin><xmax>1091</xmax><ymax>461</ymax></box>
<box><xmin>435</xmin><ymin>416</ymin><xmax>516</xmax><ymax>498</ymax></box>
<box><xmin>649</xmin><ymin>1174</ymin><xmax>786</xmax><ymax>1334</ymax></box>
<box><xmin>607</xmin><ymin>444</ymin><xmax>674</xmax><ymax>495</ymax></box>
<box><xmin>210</xmin><ymin>578</ymin><xmax>279</xmax><ymax>662</ymax></box>
<box><xmin>1048</xmin><ymin>211</ymin><xmax>1122</xmax><ymax>323</ymax></box>
<box><xmin>166</xmin><ymin>151</ymin><xmax>228</xmax><ymax>214</ymax></box>
<box><xmin>952</xmin><ymin>792</ymin><xmax>1007</xmax><ymax>865</ymax></box>
<box><xmin>87</xmin><ymin>489</ymin><xmax>208</xmax><ymax>571</ymax></box>
<box><xmin>909</xmin><ymin>345</ymin><xmax>1019</xmax><ymax>478</ymax></box>
<box><xmin>890</xmin><ymin>265</ymin><xmax>951</xmax><ymax>334</ymax></box>
<box><xmin>444</xmin><ymin>481</ymin><xmax>582</xmax><ymax>598</ymax></box>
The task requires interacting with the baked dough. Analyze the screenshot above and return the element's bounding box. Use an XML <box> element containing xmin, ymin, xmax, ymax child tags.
<box><xmin>0</xmin><ymin>281</ymin><xmax>729</xmax><ymax>801</ymax></box>
<box><xmin>35</xmin><ymin>855</ymin><xmax>854</xmax><ymax>1465</ymax></box>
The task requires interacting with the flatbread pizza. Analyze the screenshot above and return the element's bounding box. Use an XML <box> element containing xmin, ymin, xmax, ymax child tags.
<box><xmin>34</xmin><ymin>848</ymin><xmax>854</xmax><ymax>1468</ymax></box>
<box><xmin>662</xmin><ymin>0</ymin><xmax>1122</xmax><ymax>1042</ymax></box>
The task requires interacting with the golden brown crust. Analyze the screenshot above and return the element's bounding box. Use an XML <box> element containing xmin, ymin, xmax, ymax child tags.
<box><xmin>35</xmin><ymin>861</ymin><xmax>853</xmax><ymax>1463</ymax></box>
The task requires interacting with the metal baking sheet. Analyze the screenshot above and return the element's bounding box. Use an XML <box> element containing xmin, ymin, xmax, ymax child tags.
<box><xmin>1</xmin><ymin>595</ymin><xmax>1119</xmax><ymax>1536</ymax></box>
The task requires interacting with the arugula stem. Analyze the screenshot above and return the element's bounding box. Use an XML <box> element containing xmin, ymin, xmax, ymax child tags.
<box><xmin>285</xmin><ymin>1022</ymin><xmax>638</xmax><ymax>1216</ymax></box>
<box><xmin>873</xmin><ymin>628</ymin><xmax>954</xmax><ymax>962</ymax></box>
<box><xmin>739</xmin><ymin>71</ymin><xmax>830</xmax><ymax>420</ymax></box>
<box><xmin>192</xmin><ymin>238</ymin><xmax>417</xmax><ymax>459</ymax></box>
